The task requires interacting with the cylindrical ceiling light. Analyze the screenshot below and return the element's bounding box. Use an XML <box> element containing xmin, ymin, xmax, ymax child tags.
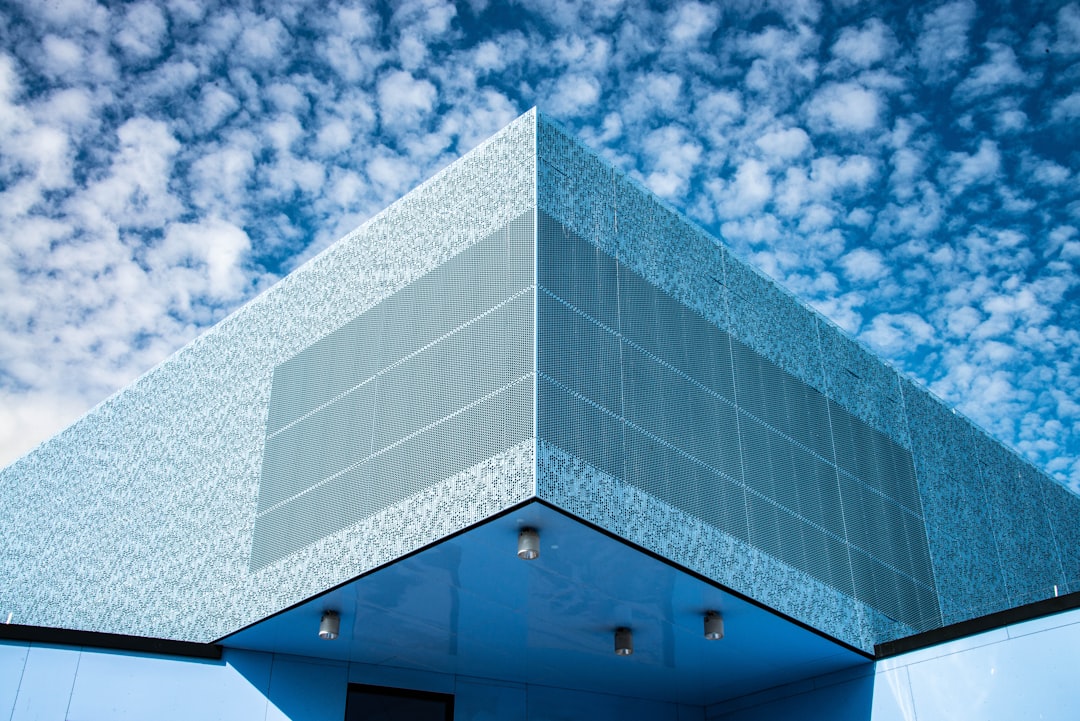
<box><xmin>319</xmin><ymin>610</ymin><xmax>340</xmax><ymax>640</ymax></box>
<box><xmin>517</xmin><ymin>528</ymin><xmax>540</xmax><ymax>560</ymax></box>
<box><xmin>614</xmin><ymin>627</ymin><xmax>634</xmax><ymax>656</ymax></box>
<box><xmin>704</xmin><ymin>610</ymin><xmax>724</xmax><ymax>640</ymax></box>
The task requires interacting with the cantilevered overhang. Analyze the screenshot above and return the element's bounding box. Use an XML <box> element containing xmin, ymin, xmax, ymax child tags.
<box><xmin>222</xmin><ymin>502</ymin><xmax>869</xmax><ymax>707</ymax></box>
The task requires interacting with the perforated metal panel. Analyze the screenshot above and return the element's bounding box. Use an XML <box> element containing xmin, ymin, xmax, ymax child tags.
<box><xmin>536</xmin><ymin>211</ymin><xmax>939</xmax><ymax>631</ymax></box>
<box><xmin>252</xmin><ymin>212</ymin><xmax>535</xmax><ymax>570</ymax></box>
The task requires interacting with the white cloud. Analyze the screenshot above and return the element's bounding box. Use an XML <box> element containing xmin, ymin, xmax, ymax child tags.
<box><xmin>189</xmin><ymin>142</ymin><xmax>255</xmax><ymax>213</ymax></box>
<box><xmin>739</xmin><ymin>24</ymin><xmax>821</xmax><ymax>101</ymax></box>
<box><xmin>435</xmin><ymin>88</ymin><xmax>518</xmax><ymax>150</ymax></box>
<box><xmin>551</xmin><ymin>34</ymin><xmax>611</xmax><ymax>72</ymax></box>
<box><xmin>1048</xmin><ymin>225</ymin><xmax>1078</xmax><ymax>258</ymax></box>
<box><xmin>148</xmin><ymin>217</ymin><xmax>252</xmax><ymax>302</ymax></box>
<box><xmin>23</xmin><ymin>0</ymin><xmax>110</xmax><ymax>33</ymax></box>
<box><xmin>917</xmin><ymin>0</ymin><xmax>977</xmax><ymax>84</ymax></box>
<box><xmin>810</xmin><ymin>292</ymin><xmax>864</xmax><ymax>334</ymax></box>
<box><xmin>39</xmin><ymin>34</ymin><xmax>85</xmax><ymax>78</ymax></box>
<box><xmin>718</xmin><ymin>159</ymin><xmax>772</xmax><ymax>216</ymax></box>
<box><xmin>547</xmin><ymin>73</ymin><xmax>601</xmax><ymax>117</ymax></box>
<box><xmin>167</xmin><ymin>0</ymin><xmax>205</xmax><ymax>24</ymax></box>
<box><xmin>846</xmin><ymin>207</ymin><xmax>873</xmax><ymax>227</ymax></box>
<box><xmin>392</xmin><ymin>0</ymin><xmax>457</xmax><ymax>39</ymax></box>
<box><xmin>77</xmin><ymin>116</ymin><xmax>183</xmax><ymax>229</ymax></box>
<box><xmin>830</xmin><ymin>18</ymin><xmax>896</xmax><ymax>68</ymax></box>
<box><xmin>798</xmin><ymin>203</ymin><xmax>834</xmax><ymax>231</ymax></box>
<box><xmin>320</xmin><ymin>28</ymin><xmax>385</xmax><ymax>83</ymax></box>
<box><xmin>366</xmin><ymin>147</ymin><xmax>419</xmax><ymax>196</ymax></box>
<box><xmin>941</xmin><ymin>139</ymin><xmax>1001</xmax><ymax>196</ymax></box>
<box><xmin>810</xmin><ymin>154</ymin><xmax>877</xmax><ymax>196</ymax></box>
<box><xmin>397</xmin><ymin>33</ymin><xmax>430</xmax><ymax>70</ymax></box>
<box><xmin>635</xmin><ymin>72</ymin><xmax>684</xmax><ymax>117</ymax></box>
<box><xmin>806</xmin><ymin>82</ymin><xmax>882</xmax><ymax>133</ymax></box>
<box><xmin>775</xmin><ymin>167</ymin><xmax>809</xmax><ymax>216</ymax></box>
<box><xmin>314</xmin><ymin>119</ymin><xmax>353</xmax><ymax>156</ymax></box>
<box><xmin>377</xmin><ymin>69</ymin><xmax>438</xmax><ymax>126</ymax></box>
<box><xmin>945</xmin><ymin>305</ymin><xmax>982</xmax><ymax>337</ymax></box>
<box><xmin>113</xmin><ymin>2</ymin><xmax>168</xmax><ymax>62</ymax></box>
<box><xmin>471</xmin><ymin>41</ymin><xmax>501</xmax><ymax>73</ymax></box>
<box><xmin>667</xmin><ymin>2</ymin><xmax>720</xmax><ymax>47</ymax></box>
<box><xmin>265</xmin><ymin>82</ymin><xmax>309</xmax><ymax>115</ymax></box>
<box><xmin>994</xmin><ymin>107</ymin><xmax>1027</xmax><ymax>134</ymax></box>
<box><xmin>1052</xmin><ymin>3</ymin><xmax>1080</xmax><ymax>56</ymax></box>
<box><xmin>236</xmin><ymin>15</ymin><xmax>290</xmax><ymax>68</ymax></box>
<box><xmin>839</xmin><ymin>246</ymin><xmax>887</xmax><ymax>283</ymax></box>
<box><xmin>1049</xmin><ymin>91</ymin><xmax>1080</xmax><ymax>123</ymax></box>
<box><xmin>954</xmin><ymin>43</ymin><xmax>1032</xmax><ymax>101</ymax></box>
<box><xmin>755</xmin><ymin>127</ymin><xmax>810</xmax><ymax>162</ymax></box>
<box><xmin>720</xmin><ymin>214</ymin><xmax>782</xmax><ymax>246</ymax></box>
<box><xmin>196</xmin><ymin>84</ymin><xmax>240</xmax><ymax>133</ymax></box>
<box><xmin>693</xmin><ymin>90</ymin><xmax>742</xmax><ymax>128</ymax></box>
<box><xmin>640</xmin><ymin>124</ymin><xmax>701</xmax><ymax>198</ymax></box>
<box><xmin>862</xmin><ymin>312</ymin><xmax>936</xmax><ymax>356</ymax></box>
<box><xmin>1026</xmin><ymin>156</ymin><xmax>1070</xmax><ymax>187</ymax></box>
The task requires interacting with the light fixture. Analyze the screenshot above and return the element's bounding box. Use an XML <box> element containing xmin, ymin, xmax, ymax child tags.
<box><xmin>517</xmin><ymin>528</ymin><xmax>540</xmax><ymax>560</ymax></box>
<box><xmin>704</xmin><ymin>610</ymin><xmax>724</xmax><ymax>640</ymax></box>
<box><xmin>614</xmin><ymin>627</ymin><xmax>633</xmax><ymax>656</ymax></box>
<box><xmin>319</xmin><ymin>610</ymin><xmax>340</xmax><ymax>640</ymax></box>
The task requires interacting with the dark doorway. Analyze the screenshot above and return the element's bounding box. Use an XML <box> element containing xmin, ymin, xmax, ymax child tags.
<box><xmin>345</xmin><ymin>684</ymin><xmax>454</xmax><ymax>721</ymax></box>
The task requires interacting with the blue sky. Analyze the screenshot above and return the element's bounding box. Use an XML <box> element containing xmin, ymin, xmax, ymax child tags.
<box><xmin>0</xmin><ymin>0</ymin><xmax>1077</xmax><ymax>491</ymax></box>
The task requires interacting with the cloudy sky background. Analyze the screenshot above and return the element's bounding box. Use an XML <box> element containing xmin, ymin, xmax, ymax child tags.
<box><xmin>1</xmin><ymin>0</ymin><xmax>1077</xmax><ymax>491</ymax></box>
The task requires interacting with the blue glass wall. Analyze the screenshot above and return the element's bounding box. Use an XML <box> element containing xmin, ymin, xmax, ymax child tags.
<box><xmin>708</xmin><ymin>606</ymin><xmax>1080</xmax><ymax>721</ymax></box>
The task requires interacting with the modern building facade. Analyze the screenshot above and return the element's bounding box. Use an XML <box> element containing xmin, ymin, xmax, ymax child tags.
<box><xmin>2</xmin><ymin>109</ymin><xmax>1078</xmax><ymax>719</ymax></box>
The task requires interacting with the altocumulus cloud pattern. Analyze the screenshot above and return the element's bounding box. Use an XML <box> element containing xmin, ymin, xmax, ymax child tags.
<box><xmin>0</xmin><ymin>0</ymin><xmax>1077</xmax><ymax>490</ymax></box>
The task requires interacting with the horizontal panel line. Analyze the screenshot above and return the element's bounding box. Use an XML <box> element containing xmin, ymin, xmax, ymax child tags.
<box><xmin>539</xmin><ymin>371</ymin><xmax>743</xmax><ymax>480</ymax></box>
<box><xmin>537</xmin><ymin>284</ymin><xmax>902</xmax><ymax>509</ymax></box>
<box><xmin>835</xmin><ymin>464</ymin><xmax>925</xmax><ymax>522</ymax></box>
<box><xmin>540</xmin><ymin>374</ymin><xmax>932</xmax><ymax>586</ymax></box>
<box><xmin>257</xmin><ymin>373</ymin><xmax>534</xmax><ymax>519</ymax></box>
<box><xmin>268</xmin><ymin>284</ymin><xmax>535</xmax><ymax>441</ymax></box>
<box><xmin>847</xmin><ymin>543</ymin><xmax>939</xmax><ymax>592</ymax></box>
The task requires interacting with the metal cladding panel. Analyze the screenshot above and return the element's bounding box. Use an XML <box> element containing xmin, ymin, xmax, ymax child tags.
<box><xmin>535</xmin><ymin>209</ymin><xmax>938</xmax><ymax>636</ymax></box>
<box><xmin>0</xmin><ymin>110</ymin><xmax>538</xmax><ymax>642</ymax></box>
<box><xmin>535</xmin><ymin>112</ymin><xmax>1080</xmax><ymax>649</ymax></box>
<box><xmin>253</xmin><ymin>214</ymin><xmax>536</xmax><ymax>570</ymax></box>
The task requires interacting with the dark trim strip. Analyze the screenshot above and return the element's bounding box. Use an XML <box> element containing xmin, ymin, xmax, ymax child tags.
<box><xmin>876</xmin><ymin>590</ymin><xmax>1080</xmax><ymax>658</ymax></box>
<box><xmin>0</xmin><ymin>623</ymin><xmax>222</xmax><ymax>660</ymax></box>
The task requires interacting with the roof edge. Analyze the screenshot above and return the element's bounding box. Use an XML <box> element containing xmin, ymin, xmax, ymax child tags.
<box><xmin>875</xmin><ymin>589</ymin><xmax>1080</xmax><ymax>658</ymax></box>
<box><xmin>0</xmin><ymin>623</ymin><xmax>223</xmax><ymax>660</ymax></box>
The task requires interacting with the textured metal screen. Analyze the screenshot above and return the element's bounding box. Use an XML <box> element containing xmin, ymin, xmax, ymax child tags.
<box><xmin>536</xmin><ymin>211</ymin><xmax>939</xmax><ymax>631</ymax></box>
<box><xmin>252</xmin><ymin>212</ymin><xmax>534</xmax><ymax>570</ymax></box>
